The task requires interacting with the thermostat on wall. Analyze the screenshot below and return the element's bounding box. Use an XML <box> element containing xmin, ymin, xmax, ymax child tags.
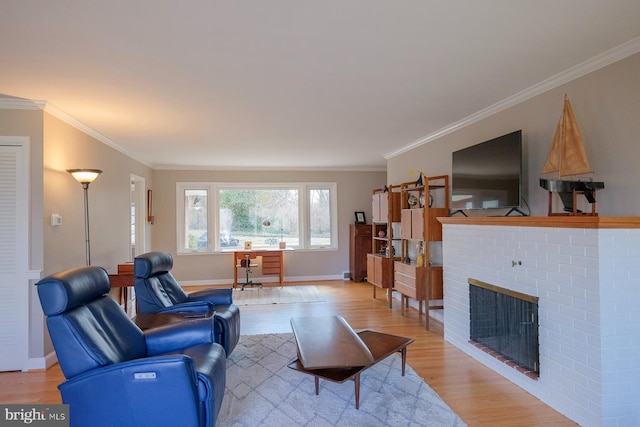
<box><xmin>51</xmin><ymin>214</ymin><xmax>62</xmax><ymax>226</ymax></box>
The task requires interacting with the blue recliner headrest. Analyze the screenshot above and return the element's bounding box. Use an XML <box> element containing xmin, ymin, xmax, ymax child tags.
<box><xmin>36</xmin><ymin>266</ymin><xmax>111</xmax><ymax>316</ymax></box>
<box><xmin>134</xmin><ymin>251</ymin><xmax>174</xmax><ymax>279</ymax></box>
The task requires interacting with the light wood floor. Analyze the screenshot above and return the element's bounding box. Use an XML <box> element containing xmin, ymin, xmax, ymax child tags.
<box><xmin>0</xmin><ymin>281</ymin><xmax>576</xmax><ymax>426</ymax></box>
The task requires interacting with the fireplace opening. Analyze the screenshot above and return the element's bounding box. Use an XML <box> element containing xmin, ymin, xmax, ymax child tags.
<box><xmin>469</xmin><ymin>279</ymin><xmax>539</xmax><ymax>377</ymax></box>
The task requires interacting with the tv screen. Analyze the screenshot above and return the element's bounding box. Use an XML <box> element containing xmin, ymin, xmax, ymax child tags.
<box><xmin>451</xmin><ymin>130</ymin><xmax>522</xmax><ymax>210</ymax></box>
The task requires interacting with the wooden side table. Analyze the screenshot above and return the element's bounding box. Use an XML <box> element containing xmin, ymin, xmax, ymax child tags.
<box><xmin>108</xmin><ymin>263</ymin><xmax>134</xmax><ymax>312</ymax></box>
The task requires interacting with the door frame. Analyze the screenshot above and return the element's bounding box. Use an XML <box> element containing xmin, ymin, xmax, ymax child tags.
<box><xmin>130</xmin><ymin>174</ymin><xmax>147</xmax><ymax>258</ymax></box>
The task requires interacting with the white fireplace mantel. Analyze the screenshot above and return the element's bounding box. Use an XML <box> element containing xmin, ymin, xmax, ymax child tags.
<box><xmin>439</xmin><ymin>216</ymin><xmax>640</xmax><ymax>427</ymax></box>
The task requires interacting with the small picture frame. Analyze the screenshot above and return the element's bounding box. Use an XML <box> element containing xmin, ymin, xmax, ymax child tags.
<box><xmin>355</xmin><ymin>211</ymin><xmax>366</xmax><ymax>224</ymax></box>
<box><xmin>244</xmin><ymin>241</ymin><xmax>252</xmax><ymax>250</ymax></box>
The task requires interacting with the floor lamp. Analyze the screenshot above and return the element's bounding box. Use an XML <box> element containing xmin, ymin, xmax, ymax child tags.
<box><xmin>67</xmin><ymin>169</ymin><xmax>102</xmax><ymax>265</ymax></box>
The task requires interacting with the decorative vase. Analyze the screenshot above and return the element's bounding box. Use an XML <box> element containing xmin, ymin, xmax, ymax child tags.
<box><xmin>416</xmin><ymin>242</ymin><xmax>425</xmax><ymax>267</ymax></box>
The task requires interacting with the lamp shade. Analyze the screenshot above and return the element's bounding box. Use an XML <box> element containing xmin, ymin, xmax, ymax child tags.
<box><xmin>67</xmin><ymin>169</ymin><xmax>102</xmax><ymax>184</ymax></box>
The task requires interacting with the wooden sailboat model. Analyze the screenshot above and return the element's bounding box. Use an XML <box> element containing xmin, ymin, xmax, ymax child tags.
<box><xmin>539</xmin><ymin>95</ymin><xmax>604</xmax><ymax>215</ymax></box>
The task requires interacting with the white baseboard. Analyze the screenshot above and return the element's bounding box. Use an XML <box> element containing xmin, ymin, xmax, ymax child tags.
<box><xmin>24</xmin><ymin>351</ymin><xmax>57</xmax><ymax>372</ymax></box>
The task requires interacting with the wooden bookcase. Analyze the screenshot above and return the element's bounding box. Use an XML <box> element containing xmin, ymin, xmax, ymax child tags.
<box><xmin>367</xmin><ymin>185</ymin><xmax>401</xmax><ymax>307</ymax></box>
<box><xmin>394</xmin><ymin>175</ymin><xmax>449</xmax><ymax>328</ymax></box>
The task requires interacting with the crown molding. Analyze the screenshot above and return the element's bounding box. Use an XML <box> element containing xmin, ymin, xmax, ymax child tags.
<box><xmin>2</xmin><ymin>97</ymin><xmax>380</xmax><ymax>171</ymax></box>
<box><xmin>0</xmin><ymin>97</ymin><xmax>152</xmax><ymax>168</ymax></box>
<box><xmin>42</xmin><ymin>103</ymin><xmax>153</xmax><ymax>167</ymax></box>
<box><xmin>0</xmin><ymin>97</ymin><xmax>46</xmax><ymax>110</ymax></box>
<box><xmin>153</xmin><ymin>164</ymin><xmax>387</xmax><ymax>172</ymax></box>
<box><xmin>385</xmin><ymin>36</ymin><xmax>640</xmax><ymax>160</ymax></box>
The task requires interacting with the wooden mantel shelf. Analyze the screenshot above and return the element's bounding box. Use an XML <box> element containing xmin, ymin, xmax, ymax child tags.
<box><xmin>438</xmin><ymin>216</ymin><xmax>640</xmax><ymax>229</ymax></box>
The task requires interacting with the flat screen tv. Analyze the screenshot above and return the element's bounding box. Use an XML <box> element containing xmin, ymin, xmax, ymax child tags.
<box><xmin>451</xmin><ymin>130</ymin><xmax>523</xmax><ymax>212</ymax></box>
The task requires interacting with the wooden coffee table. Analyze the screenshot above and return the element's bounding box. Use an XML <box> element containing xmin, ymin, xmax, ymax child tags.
<box><xmin>288</xmin><ymin>316</ymin><xmax>414</xmax><ymax>409</ymax></box>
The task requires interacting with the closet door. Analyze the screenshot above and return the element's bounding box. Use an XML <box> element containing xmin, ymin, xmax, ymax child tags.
<box><xmin>0</xmin><ymin>139</ymin><xmax>29</xmax><ymax>371</ymax></box>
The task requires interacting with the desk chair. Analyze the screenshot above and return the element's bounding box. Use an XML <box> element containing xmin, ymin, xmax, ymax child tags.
<box><xmin>237</xmin><ymin>252</ymin><xmax>262</xmax><ymax>290</ymax></box>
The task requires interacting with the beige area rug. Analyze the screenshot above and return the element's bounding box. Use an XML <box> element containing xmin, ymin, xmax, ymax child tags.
<box><xmin>217</xmin><ymin>333</ymin><xmax>467</xmax><ymax>426</ymax></box>
<box><xmin>233</xmin><ymin>285</ymin><xmax>326</xmax><ymax>306</ymax></box>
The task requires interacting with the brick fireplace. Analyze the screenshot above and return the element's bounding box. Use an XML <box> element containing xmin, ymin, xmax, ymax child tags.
<box><xmin>439</xmin><ymin>217</ymin><xmax>640</xmax><ymax>427</ymax></box>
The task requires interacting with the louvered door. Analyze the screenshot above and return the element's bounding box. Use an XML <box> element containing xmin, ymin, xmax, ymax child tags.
<box><xmin>0</xmin><ymin>140</ymin><xmax>29</xmax><ymax>371</ymax></box>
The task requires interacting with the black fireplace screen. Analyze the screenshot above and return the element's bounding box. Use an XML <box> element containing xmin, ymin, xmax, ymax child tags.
<box><xmin>469</xmin><ymin>279</ymin><xmax>539</xmax><ymax>374</ymax></box>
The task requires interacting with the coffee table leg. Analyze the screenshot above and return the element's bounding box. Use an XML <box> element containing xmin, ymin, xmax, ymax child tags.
<box><xmin>354</xmin><ymin>373</ymin><xmax>361</xmax><ymax>410</ymax></box>
<box><xmin>314</xmin><ymin>375</ymin><xmax>319</xmax><ymax>395</ymax></box>
<box><xmin>401</xmin><ymin>347</ymin><xmax>407</xmax><ymax>376</ymax></box>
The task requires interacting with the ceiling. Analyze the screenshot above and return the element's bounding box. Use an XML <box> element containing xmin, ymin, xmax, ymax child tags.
<box><xmin>2</xmin><ymin>1</ymin><xmax>640</xmax><ymax>170</ymax></box>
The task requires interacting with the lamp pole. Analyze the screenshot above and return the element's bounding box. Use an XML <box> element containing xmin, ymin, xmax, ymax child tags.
<box><xmin>67</xmin><ymin>169</ymin><xmax>102</xmax><ymax>265</ymax></box>
<box><xmin>81</xmin><ymin>182</ymin><xmax>91</xmax><ymax>265</ymax></box>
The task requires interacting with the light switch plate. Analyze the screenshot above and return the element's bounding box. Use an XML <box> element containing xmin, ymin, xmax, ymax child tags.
<box><xmin>51</xmin><ymin>214</ymin><xmax>62</xmax><ymax>226</ymax></box>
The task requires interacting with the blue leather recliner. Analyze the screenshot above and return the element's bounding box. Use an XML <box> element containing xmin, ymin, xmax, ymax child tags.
<box><xmin>134</xmin><ymin>252</ymin><xmax>240</xmax><ymax>356</ymax></box>
<box><xmin>36</xmin><ymin>266</ymin><xmax>226</xmax><ymax>427</ymax></box>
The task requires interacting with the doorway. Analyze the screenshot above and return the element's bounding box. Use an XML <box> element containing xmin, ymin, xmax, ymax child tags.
<box><xmin>130</xmin><ymin>174</ymin><xmax>147</xmax><ymax>259</ymax></box>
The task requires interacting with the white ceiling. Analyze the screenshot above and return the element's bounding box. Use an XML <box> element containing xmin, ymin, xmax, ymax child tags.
<box><xmin>2</xmin><ymin>1</ymin><xmax>640</xmax><ymax>170</ymax></box>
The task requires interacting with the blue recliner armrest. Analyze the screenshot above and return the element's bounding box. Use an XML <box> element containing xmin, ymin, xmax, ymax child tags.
<box><xmin>144</xmin><ymin>317</ymin><xmax>217</xmax><ymax>355</ymax></box>
<box><xmin>59</xmin><ymin>355</ymin><xmax>206</xmax><ymax>427</ymax></box>
<box><xmin>155</xmin><ymin>301</ymin><xmax>215</xmax><ymax>314</ymax></box>
<box><xmin>187</xmin><ymin>288</ymin><xmax>233</xmax><ymax>306</ymax></box>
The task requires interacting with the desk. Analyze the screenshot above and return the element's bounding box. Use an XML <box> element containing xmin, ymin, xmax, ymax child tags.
<box><xmin>108</xmin><ymin>263</ymin><xmax>134</xmax><ymax>312</ymax></box>
<box><xmin>232</xmin><ymin>249</ymin><xmax>286</xmax><ymax>287</ymax></box>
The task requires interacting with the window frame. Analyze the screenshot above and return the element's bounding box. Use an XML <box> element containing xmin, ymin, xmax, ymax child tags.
<box><xmin>176</xmin><ymin>181</ymin><xmax>338</xmax><ymax>253</ymax></box>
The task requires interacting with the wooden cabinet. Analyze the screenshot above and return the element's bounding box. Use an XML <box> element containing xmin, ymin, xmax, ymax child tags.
<box><xmin>394</xmin><ymin>261</ymin><xmax>444</xmax><ymax>316</ymax></box>
<box><xmin>371</xmin><ymin>192</ymin><xmax>387</xmax><ymax>223</ymax></box>
<box><xmin>349</xmin><ymin>224</ymin><xmax>372</xmax><ymax>282</ymax></box>
<box><xmin>427</xmin><ymin>266</ymin><xmax>444</xmax><ymax>300</ymax></box>
<box><xmin>401</xmin><ymin>208</ymin><xmax>424</xmax><ymax>240</ymax></box>
<box><xmin>366</xmin><ymin>254</ymin><xmax>394</xmax><ymax>305</ymax></box>
<box><xmin>367</xmin><ymin>187</ymin><xmax>401</xmax><ymax>307</ymax></box>
<box><xmin>395</xmin><ymin>175</ymin><xmax>449</xmax><ymax>328</ymax></box>
<box><xmin>372</xmin><ymin>191</ymin><xmax>400</xmax><ymax>223</ymax></box>
<box><xmin>394</xmin><ymin>261</ymin><xmax>424</xmax><ymax>301</ymax></box>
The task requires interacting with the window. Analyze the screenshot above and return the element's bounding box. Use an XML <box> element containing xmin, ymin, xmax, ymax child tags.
<box><xmin>309</xmin><ymin>187</ymin><xmax>332</xmax><ymax>247</ymax></box>
<box><xmin>177</xmin><ymin>182</ymin><xmax>337</xmax><ymax>252</ymax></box>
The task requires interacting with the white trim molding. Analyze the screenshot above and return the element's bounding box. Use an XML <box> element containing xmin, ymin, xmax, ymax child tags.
<box><xmin>0</xmin><ymin>96</ymin><xmax>152</xmax><ymax>168</ymax></box>
<box><xmin>385</xmin><ymin>36</ymin><xmax>640</xmax><ymax>159</ymax></box>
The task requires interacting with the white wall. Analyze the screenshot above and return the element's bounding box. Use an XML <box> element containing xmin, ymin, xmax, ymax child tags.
<box><xmin>386</xmin><ymin>52</ymin><xmax>640</xmax><ymax>218</ymax></box>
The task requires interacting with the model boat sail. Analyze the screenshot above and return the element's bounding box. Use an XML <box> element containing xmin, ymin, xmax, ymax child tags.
<box><xmin>539</xmin><ymin>95</ymin><xmax>604</xmax><ymax>215</ymax></box>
